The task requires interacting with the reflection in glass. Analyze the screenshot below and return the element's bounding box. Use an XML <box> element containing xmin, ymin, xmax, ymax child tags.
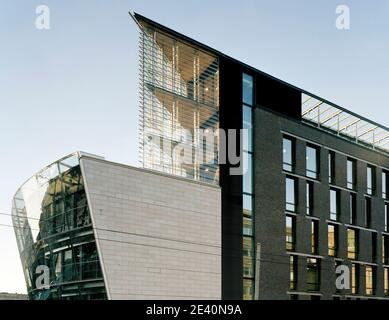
<box><xmin>328</xmin><ymin>224</ymin><xmax>338</xmax><ymax>257</ymax></box>
<box><xmin>283</xmin><ymin>137</ymin><xmax>294</xmax><ymax>172</ymax></box>
<box><xmin>306</xmin><ymin>146</ymin><xmax>318</xmax><ymax>179</ymax></box>
<box><xmin>349</xmin><ymin>193</ymin><xmax>356</xmax><ymax>224</ymax></box>
<box><xmin>12</xmin><ymin>153</ymin><xmax>106</xmax><ymax>300</ymax></box>
<box><xmin>243</xmin><ymin>74</ymin><xmax>253</xmax><ymax>106</ymax></box>
<box><xmin>306</xmin><ymin>182</ymin><xmax>313</xmax><ymax>215</ymax></box>
<box><xmin>347</xmin><ymin>228</ymin><xmax>357</xmax><ymax>260</ymax></box>
<box><xmin>243</xmin><ymin>105</ymin><xmax>252</xmax><ymax>152</ymax></box>
<box><xmin>383</xmin><ymin>171</ymin><xmax>388</xmax><ymax>199</ymax></box>
<box><xmin>365</xmin><ymin>266</ymin><xmax>375</xmax><ymax>295</ymax></box>
<box><xmin>286</xmin><ymin>177</ymin><xmax>296</xmax><ymax>212</ymax></box>
<box><xmin>385</xmin><ymin>268</ymin><xmax>389</xmax><ymax>296</ymax></box>
<box><xmin>367</xmin><ymin>166</ymin><xmax>374</xmax><ymax>195</ymax></box>
<box><xmin>243</xmin><ymin>237</ymin><xmax>254</xmax><ymax>278</ymax></box>
<box><xmin>289</xmin><ymin>255</ymin><xmax>297</xmax><ymax>290</ymax></box>
<box><xmin>328</xmin><ymin>151</ymin><xmax>335</xmax><ymax>183</ymax></box>
<box><xmin>352</xmin><ymin>264</ymin><xmax>359</xmax><ymax>294</ymax></box>
<box><xmin>330</xmin><ymin>189</ymin><xmax>339</xmax><ymax>221</ymax></box>
<box><xmin>243</xmin><ymin>194</ymin><xmax>252</xmax><ymax>217</ymax></box>
<box><xmin>306</xmin><ymin>258</ymin><xmax>320</xmax><ymax>291</ymax></box>
<box><xmin>286</xmin><ymin>216</ymin><xmax>295</xmax><ymax>251</ymax></box>
<box><xmin>243</xmin><ymin>152</ymin><xmax>253</xmax><ymax>194</ymax></box>
<box><xmin>347</xmin><ymin>159</ymin><xmax>356</xmax><ymax>189</ymax></box>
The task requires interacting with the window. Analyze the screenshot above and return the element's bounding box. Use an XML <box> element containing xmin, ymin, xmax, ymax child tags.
<box><xmin>351</xmin><ymin>264</ymin><xmax>359</xmax><ymax>294</ymax></box>
<box><xmin>372</xmin><ymin>233</ymin><xmax>377</xmax><ymax>262</ymax></box>
<box><xmin>290</xmin><ymin>255</ymin><xmax>297</xmax><ymax>290</ymax></box>
<box><xmin>243</xmin><ymin>237</ymin><xmax>254</xmax><ymax>278</ymax></box>
<box><xmin>328</xmin><ymin>151</ymin><xmax>335</xmax><ymax>184</ymax></box>
<box><xmin>243</xmin><ymin>217</ymin><xmax>253</xmax><ymax>236</ymax></box>
<box><xmin>243</xmin><ymin>74</ymin><xmax>253</xmax><ymax>106</ymax></box>
<box><xmin>283</xmin><ymin>137</ymin><xmax>294</xmax><ymax>172</ymax></box>
<box><xmin>383</xmin><ymin>171</ymin><xmax>388</xmax><ymax>199</ymax></box>
<box><xmin>306</xmin><ymin>145</ymin><xmax>319</xmax><ymax>179</ymax></box>
<box><xmin>243</xmin><ymin>194</ymin><xmax>252</xmax><ymax>217</ymax></box>
<box><xmin>243</xmin><ymin>152</ymin><xmax>253</xmax><ymax>194</ymax></box>
<box><xmin>306</xmin><ymin>181</ymin><xmax>313</xmax><ymax>215</ymax></box>
<box><xmin>385</xmin><ymin>203</ymin><xmax>389</xmax><ymax>232</ymax></box>
<box><xmin>367</xmin><ymin>166</ymin><xmax>375</xmax><ymax>195</ymax></box>
<box><xmin>347</xmin><ymin>228</ymin><xmax>358</xmax><ymax>260</ymax></box>
<box><xmin>286</xmin><ymin>177</ymin><xmax>297</xmax><ymax>212</ymax></box>
<box><xmin>365</xmin><ymin>197</ymin><xmax>371</xmax><ymax>228</ymax></box>
<box><xmin>286</xmin><ymin>216</ymin><xmax>296</xmax><ymax>251</ymax></box>
<box><xmin>347</xmin><ymin>159</ymin><xmax>356</xmax><ymax>190</ymax></box>
<box><xmin>311</xmin><ymin>220</ymin><xmax>318</xmax><ymax>255</ymax></box>
<box><xmin>243</xmin><ymin>278</ymin><xmax>253</xmax><ymax>300</ymax></box>
<box><xmin>306</xmin><ymin>258</ymin><xmax>320</xmax><ymax>291</ymax></box>
<box><xmin>385</xmin><ymin>268</ymin><xmax>389</xmax><ymax>296</ymax></box>
<box><xmin>349</xmin><ymin>193</ymin><xmax>356</xmax><ymax>224</ymax></box>
<box><xmin>383</xmin><ymin>235</ymin><xmax>389</xmax><ymax>265</ymax></box>
<box><xmin>243</xmin><ymin>105</ymin><xmax>253</xmax><ymax>153</ymax></box>
<box><xmin>330</xmin><ymin>189</ymin><xmax>340</xmax><ymax>221</ymax></box>
<box><xmin>365</xmin><ymin>266</ymin><xmax>376</xmax><ymax>295</ymax></box>
<box><xmin>328</xmin><ymin>224</ymin><xmax>338</xmax><ymax>257</ymax></box>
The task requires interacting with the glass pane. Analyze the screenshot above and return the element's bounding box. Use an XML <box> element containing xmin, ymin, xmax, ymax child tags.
<box><xmin>330</xmin><ymin>189</ymin><xmax>338</xmax><ymax>220</ymax></box>
<box><xmin>243</xmin><ymin>74</ymin><xmax>253</xmax><ymax>105</ymax></box>
<box><xmin>243</xmin><ymin>105</ymin><xmax>253</xmax><ymax>152</ymax></box>
<box><xmin>243</xmin><ymin>194</ymin><xmax>253</xmax><ymax>217</ymax></box>
<box><xmin>347</xmin><ymin>159</ymin><xmax>355</xmax><ymax>189</ymax></box>
<box><xmin>286</xmin><ymin>216</ymin><xmax>294</xmax><ymax>251</ymax></box>
<box><xmin>286</xmin><ymin>178</ymin><xmax>296</xmax><ymax>212</ymax></box>
<box><xmin>243</xmin><ymin>217</ymin><xmax>253</xmax><ymax>236</ymax></box>
<box><xmin>283</xmin><ymin>138</ymin><xmax>293</xmax><ymax>171</ymax></box>
<box><xmin>306</xmin><ymin>146</ymin><xmax>318</xmax><ymax>179</ymax></box>
<box><xmin>243</xmin><ymin>152</ymin><xmax>253</xmax><ymax>194</ymax></box>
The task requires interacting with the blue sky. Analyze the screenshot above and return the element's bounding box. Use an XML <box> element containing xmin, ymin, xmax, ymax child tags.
<box><xmin>0</xmin><ymin>0</ymin><xmax>388</xmax><ymax>293</ymax></box>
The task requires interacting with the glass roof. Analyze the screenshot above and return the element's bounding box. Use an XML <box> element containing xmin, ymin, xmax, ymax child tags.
<box><xmin>302</xmin><ymin>93</ymin><xmax>389</xmax><ymax>155</ymax></box>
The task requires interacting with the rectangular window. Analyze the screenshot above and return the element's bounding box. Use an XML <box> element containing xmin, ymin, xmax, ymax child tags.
<box><xmin>243</xmin><ymin>152</ymin><xmax>253</xmax><ymax>194</ymax></box>
<box><xmin>243</xmin><ymin>279</ymin><xmax>253</xmax><ymax>300</ymax></box>
<box><xmin>349</xmin><ymin>193</ymin><xmax>356</xmax><ymax>224</ymax></box>
<box><xmin>243</xmin><ymin>194</ymin><xmax>252</xmax><ymax>217</ymax></box>
<box><xmin>383</xmin><ymin>171</ymin><xmax>388</xmax><ymax>199</ymax></box>
<box><xmin>243</xmin><ymin>217</ymin><xmax>253</xmax><ymax>236</ymax></box>
<box><xmin>243</xmin><ymin>237</ymin><xmax>254</xmax><ymax>278</ymax></box>
<box><xmin>311</xmin><ymin>220</ymin><xmax>319</xmax><ymax>255</ymax></box>
<box><xmin>328</xmin><ymin>224</ymin><xmax>338</xmax><ymax>257</ymax></box>
<box><xmin>306</xmin><ymin>181</ymin><xmax>313</xmax><ymax>215</ymax></box>
<box><xmin>351</xmin><ymin>264</ymin><xmax>359</xmax><ymax>294</ymax></box>
<box><xmin>330</xmin><ymin>189</ymin><xmax>340</xmax><ymax>221</ymax></box>
<box><xmin>383</xmin><ymin>235</ymin><xmax>389</xmax><ymax>265</ymax></box>
<box><xmin>306</xmin><ymin>145</ymin><xmax>319</xmax><ymax>179</ymax></box>
<box><xmin>283</xmin><ymin>136</ymin><xmax>294</xmax><ymax>172</ymax></box>
<box><xmin>290</xmin><ymin>255</ymin><xmax>297</xmax><ymax>290</ymax></box>
<box><xmin>328</xmin><ymin>151</ymin><xmax>335</xmax><ymax>184</ymax></box>
<box><xmin>286</xmin><ymin>177</ymin><xmax>297</xmax><ymax>212</ymax></box>
<box><xmin>372</xmin><ymin>233</ymin><xmax>377</xmax><ymax>262</ymax></box>
<box><xmin>286</xmin><ymin>216</ymin><xmax>296</xmax><ymax>251</ymax></box>
<box><xmin>385</xmin><ymin>268</ymin><xmax>389</xmax><ymax>296</ymax></box>
<box><xmin>347</xmin><ymin>159</ymin><xmax>356</xmax><ymax>190</ymax></box>
<box><xmin>365</xmin><ymin>197</ymin><xmax>371</xmax><ymax>228</ymax></box>
<box><xmin>243</xmin><ymin>73</ymin><xmax>253</xmax><ymax>106</ymax></box>
<box><xmin>348</xmin><ymin>228</ymin><xmax>358</xmax><ymax>260</ymax></box>
<box><xmin>365</xmin><ymin>266</ymin><xmax>376</xmax><ymax>295</ymax></box>
<box><xmin>385</xmin><ymin>203</ymin><xmax>389</xmax><ymax>232</ymax></box>
<box><xmin>243</xmin><ymin>105</ymin><xmax>253</xmax><ymax>153</ymax></box>
<box><xmin>367</xmin><ymin>166</ymin><xmax>375</xmax><ymax>195</ymax></box>
<box><xmin>306</xmin><ymin>258</ymin><xmax>320</xmax><ymax>291</ymax></box>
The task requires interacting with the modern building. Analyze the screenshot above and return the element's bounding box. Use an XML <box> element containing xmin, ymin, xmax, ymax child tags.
<box><xmin>13</xmin><ymin>12</ymin><xmax>389</xmax><ymax>300</ymax></box>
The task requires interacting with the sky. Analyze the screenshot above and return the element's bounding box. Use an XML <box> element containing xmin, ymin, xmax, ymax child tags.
<box><xmin>0</xmin><ymin>0</ymin><xmax>388</xmax><ymax>294</ymax></box>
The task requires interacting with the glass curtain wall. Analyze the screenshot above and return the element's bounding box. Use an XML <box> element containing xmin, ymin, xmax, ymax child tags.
<box><xmin>138</xmin><ymin>21</ymin><xmax>220</xmax><ymax>185</ymax></box>
<box><xmin>12</xmin><ymin>153</ymin><xmax>106</xmax><ymax>300</ymax></box>
<box><xmin>242</xmin><ymin>73</ymin><xmax>255</xmax><ymax>300</ymax></box>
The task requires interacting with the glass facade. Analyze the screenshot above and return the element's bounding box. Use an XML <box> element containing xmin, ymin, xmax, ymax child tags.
<box><xmin>242</xmin><ymin>73</ymin><xmax>255</xmax><ymax>299</ymax></box>
<box><xmin>12</xmin><ymin>153</ymin><xmax>106</xmax><ymax>300</ymax></box>
<box><xmin>138</xmin><ymin>21</ymin><xmax>219</xmax><ymax>184</ymax></box>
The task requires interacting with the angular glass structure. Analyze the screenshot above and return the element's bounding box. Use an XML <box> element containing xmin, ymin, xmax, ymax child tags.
<box><xmin>12</xmin><ymin>153</ymin><xmax>106</xmax><ymax>300</ymax></box>
<box><xmin>137</xmin><ymin>16</ymin><xmax>220</xmax><ymax>184</ymax></box>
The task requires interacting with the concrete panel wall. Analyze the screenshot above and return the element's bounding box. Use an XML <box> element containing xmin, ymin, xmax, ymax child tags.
<box><xmin>80</xmin><ymin>157</ymin><xmax>221</xmax><ymax>300</ymax></box>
